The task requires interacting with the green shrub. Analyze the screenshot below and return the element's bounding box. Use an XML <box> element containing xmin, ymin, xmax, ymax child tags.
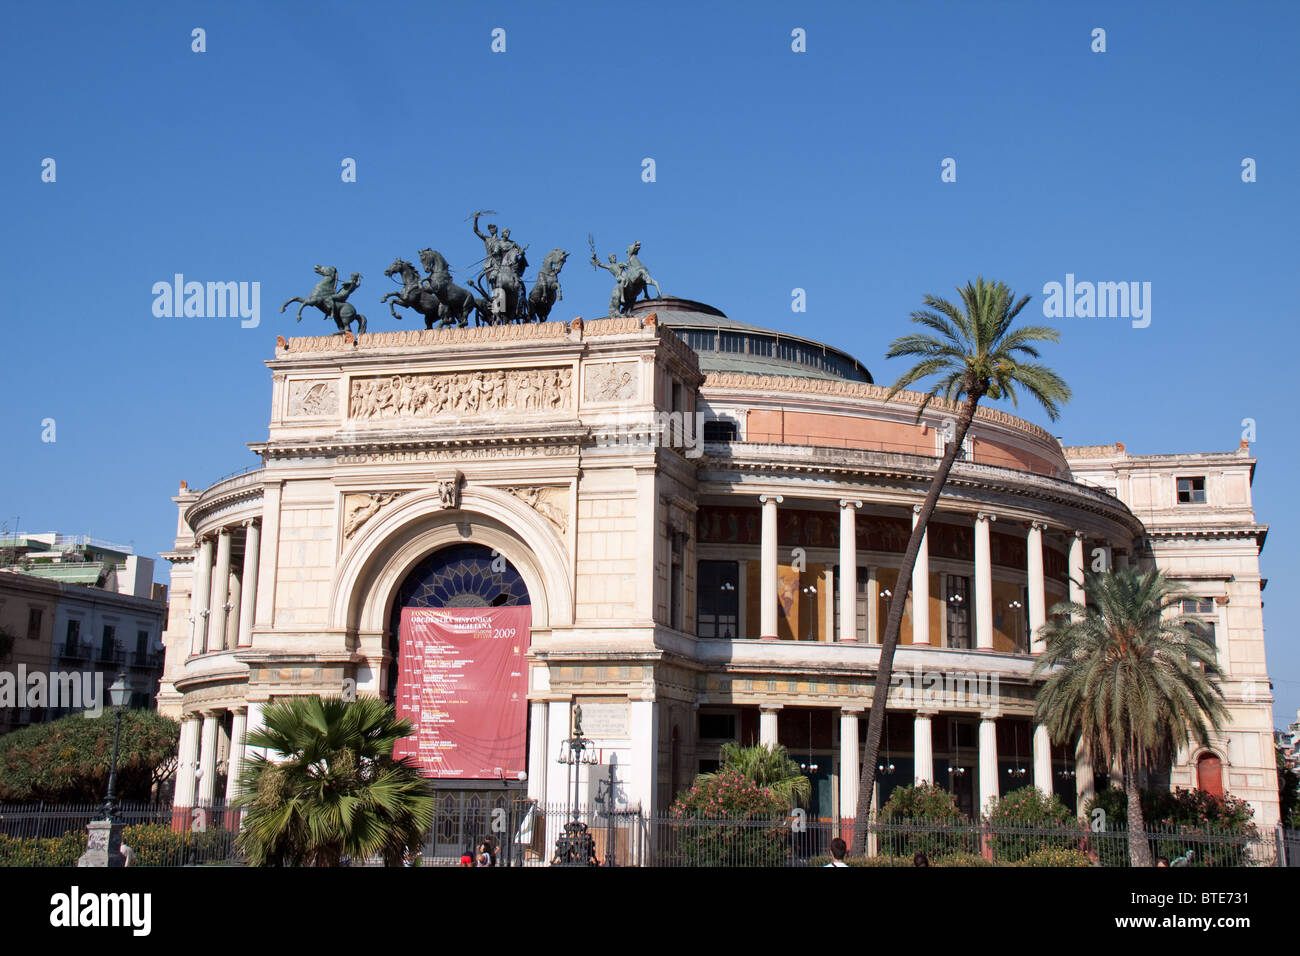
<box><xmin>121</xmin><ymin>822</ymin><xmax>236</xmax><ymax>866</ymax></box>
<box><xmin>986</xmin><ymin>786</ymin><xmax>1081</xmax><ymax>862</ymax></box>
<box><xmin>874</xmin><ymin>783</ymin><xmax>973</xmax><ymax>858</ymax></box>
<box><xmin>931</xmin><ymin>850</ymin><xmax>992</xmax><ymax>867</ymax></box>
<box><xmin>1011</xmin><ymin>846</ymin><xmax>1092</xmax><ymax>867</ymax></box>
<box><xmin>669</xmin><ymin>769</ymin><xmax>791</xmax><ymax>866</ymax></box>
<box><xmin>0</xmin><ymin>830</ymin><xmax>87</xmax><ymax>866</ymax></box>
<box><xmin>1084</xmin><ymin>786</ymin><xmax>1262</xmax><ymax>867</ymax></box>
<box><xmin>0</xmin><ymin>710</ymin><xmax>178</xmax><ymax>802</ymax></box>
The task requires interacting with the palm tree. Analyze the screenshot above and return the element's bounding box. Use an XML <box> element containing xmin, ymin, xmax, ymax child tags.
<box><xmin>235</xmin><ymin>695</ymin><xmax>434</xmax><ymax>866</ymax></box>
<box><xmin>1033</xmin><ymin>566</ymin><xmax>1227</xmax><ymax>866</ymax></box>
<box><xmin>696</xmin><ymin>742</ymin><xmax>812</xmax><ymax>807</ymax></box>
<box><xmin>851</xmin><ymin>278</ymin><xmax>1070</xmax><ymax>854</ymax></box>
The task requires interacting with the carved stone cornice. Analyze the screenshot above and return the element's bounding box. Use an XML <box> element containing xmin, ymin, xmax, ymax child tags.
<box><xmin>699</xmin><ymin>444</ymin><xmax>1143</xmax><ymax>536</ymax></box>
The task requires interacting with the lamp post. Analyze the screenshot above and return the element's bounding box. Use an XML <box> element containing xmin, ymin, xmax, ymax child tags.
<box><xmin>552</xmin><ymin>705</ymin><xmax>600</xmax><ymax>866</ymax></box>
<box><xmin>77</xmin><ymin>670</ymin><xmax>131</xmax><ymax>868</ymax></box>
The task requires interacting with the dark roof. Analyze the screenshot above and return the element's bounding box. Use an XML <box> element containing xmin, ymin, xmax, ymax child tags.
<box><xmin>629</xmin><ymin>297</ymin><xmax>872</xmax><ymax>383</ymax></box>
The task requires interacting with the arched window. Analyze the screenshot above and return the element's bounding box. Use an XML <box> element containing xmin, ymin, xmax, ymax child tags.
<box><xmin>1196</xmin><ymin>752</ymin><xmax>1224</xmax><ymax>798</ymax></box>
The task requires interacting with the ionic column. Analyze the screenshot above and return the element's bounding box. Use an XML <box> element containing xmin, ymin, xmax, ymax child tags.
<box><xmin>838</xmin><ymin>500</ymin><xmax>862</xmax><ymax>642</ymax></box>
<box><xmin>978</xmin><ymin>715</ymin><xmax>999</xmax><ymax>815</ymax></box>
<box><xmin>237</xmin><ymin>520</ymin><xmax>260</xmax><ymax>648</ymax></box>
<box><xmin>223</xmin><ymin>571</ymin><xmax>241</xmax><ymax>651</ymax></box>
<box><xmin>975</xmin><ymin>512</ymin><xmax>995</xmax><ymax>650</ymax></box>
<box><xmin>759</xmin><ymin>707</ymin><xmax>780</xmax><ymax>748</ymax></box>
<box><xmin>866</xmin><ymin>567</ymin><xmax>879</xmax><ymax>643</ymax></box>
<box><xmin>1069</xmin><ymin>531</ymin><xmax>1086</xmax><ymax>621</ymax></box>
<box><xmin>1032</xmin><ymin>724</ymin><xmax>1053</xmax><ymax>795</ymax></box>
<box><xmin>839</xmin><ymin>708</ymin><xmax>861</xmax><ymax>825</ymax></box>
<box><xmin>244</xmin><ymin>701</ymin><xmax>267</xmax><ymax>762</ymax></box>
<box><xmin>205</xmin><ymin>529</ymin><xmax>233</xmax><ymax>653</ymax></box>
<box><xmin>914</xmin><ymin>710</ymin><xmax>934</xmax><ymax>785</ymax></box>
<box><xmin>1075</xmin><ymin>738</ymin><xmax>1095</xmax><ymax>815</ymax></box>
<box><xmin>911</xmin><ymin>505</ymin><xmax>930</xmax><ymax>646</ymax></box>
<box><xmin>172</xmin><ymin>715</ymin><xmax>201</xmax><ymax>808</ymax></box>
<box><xmin>190</xmin><ymin>536</ymin><xmax>214</xmax><ymax>656</ymax></box>
<box><xmin>759</xmin><ymin>495</ymin><xmax>783</xmax><ymax>640</ymax></box>
<box><xmin>527</xmin><ymin>700</ymin><xmax>549</xmax><ymax>804</ymax></box>
<box><xmin>224</xmin><ymin>706</ymin><xmax>248</xmax><ymax>803</ymax></box>
<box><xmin>1027</xmin><ymin>521</ymin><xmax>1047</xmax><ymax>654</ymax></box>
<box><xmin>197</xmin><ymin>710</ymin><xmax>221</xmax><ymax>805</ymax></box>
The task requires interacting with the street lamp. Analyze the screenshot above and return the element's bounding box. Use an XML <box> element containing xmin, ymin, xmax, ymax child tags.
<box><xmin>553</xmin><ymin>705</ymin><xmax>600</xmax><ymax>866</ymax></box>
<box><xmin>77</xmin><ymin>670</ymin><xmax>130</xmax><ymax>867</ymax></box>
<box><xmin>102</xmin><ymin>670</ymin><xmax>130</xmax><ymax>822</ymax></box>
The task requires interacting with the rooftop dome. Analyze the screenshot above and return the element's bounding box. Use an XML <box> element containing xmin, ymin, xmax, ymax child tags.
<box><xmin>629</xmin><ymin>297</ymin><xmax>872</xmax><ymax>384</ymax></box>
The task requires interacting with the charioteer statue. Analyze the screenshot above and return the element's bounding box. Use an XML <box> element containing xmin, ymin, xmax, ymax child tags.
<box><xmin>590</xmin><ymin>236</ymin><xmax>662</xmax><ymax>315</ymax></box>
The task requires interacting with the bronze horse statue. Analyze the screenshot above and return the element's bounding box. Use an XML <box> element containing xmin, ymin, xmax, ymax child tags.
<box><xmin>382</xmin><ymin>257</ymin><xmax>447</xmax><ymax>329</ymax></box>
<box><xmin>418</xmin><ymin>249</ymin><xmax>479</xmax><ymax>328</ymax></box>
<box><xmin>280</xmin><ymin>264</ymin><xmax>367</xmax><ymax>335</ymax></box>
<box><xmin>526</xmin><ymin>248</ymin><xmax>568</xmax><ymax>323</ymax></box>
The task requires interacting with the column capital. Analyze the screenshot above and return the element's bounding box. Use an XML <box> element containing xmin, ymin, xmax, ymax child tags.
<box><xmin>839</xmin><ymin>705</ymin><xmax>866</xmax><ymax>716</ymax></box>
<box><xmin>181</xmin><ymin>712</ymin><xmax>202</xmax><ymax>724</ymax></box>
<box><xmin>242</xmin><ymin>518</ymin><xmax>261</xmax><ymax>530</ymax></box>
<box><xmin>838</xmin><ymin>498</ymin><xmax>863</xmax><ymax>510</ymax></box>
<box><xmin>759</xmin><ymin>704</ymin><xmax>783</xmax><ymax>714</ymax></box>
<box><xmin>758</xmin><ymin>494</ymin><xmax>784</xmax><ymax>505</ymax></box>
<box><xmin>914</xmin><ymin>708</ymin><xmax>938</xmax><ymax>719</ymax></box>
<box><xmin>976</xmin><ymin>511</ymin><xmax>996</xmax><ymax>523</ymax></box>
<box><xmin>231</xmin><ymin>704</ymin><xmax>248</xmax><ymax>715</ymax></box>
<box><xmin>1073</xmin><ymin>530</ymin><xmax>1086</xmax><ymax>541</ymax></box>
<box><xmin>1029</xmin><ymin>520</ymin><xmax>1048</xmax><ymax>532</ymax></box>
<box><xmin>200</xmin><ymin>708</ymin><xmax>223</xmax><ymax>719</ymax></box>
<box><xmin>912</xmin><ymin>503</ymin><xmax>923</xmax><ymax>515</ymax></box>
<box><xmin>979</xmin><ymin>711</ymin><xmax>1000</xmax><ymax>723</ymax></box>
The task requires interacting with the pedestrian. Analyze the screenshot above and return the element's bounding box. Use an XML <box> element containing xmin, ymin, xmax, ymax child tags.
<box><xmin>459</xmin><ymin>853</ymin><xmax>474</xmax><ymax>867</ymax></box>
<box><xmin>824</xmin><ymin>838</ymin><xmax>849</xmax><ymax>867</ymax></box>
<box><xmin>913</xmin><ymin>850</ymin><xmax>929</xmax><ymax>867</ymax></box>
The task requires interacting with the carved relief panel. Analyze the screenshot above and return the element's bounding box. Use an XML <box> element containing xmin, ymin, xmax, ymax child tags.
<box><xmin>348</xmin><ymin>367</ymin><xmax>572</xmax><ymax>421</ymax></box>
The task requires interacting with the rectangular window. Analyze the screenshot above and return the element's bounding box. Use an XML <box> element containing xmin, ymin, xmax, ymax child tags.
<box><xmin>136</xmin><ymin>630</ymin><xmax>149</xmax><ymax>658</ymax></box>
<box><xmin>66</xmin><ymin>619</ymin><xmax>80</xmax><ymax>650</ymax></box>
<box><xmin>683</xmin><ymin>330</ymin><xmax>715</xmax><ymax>351</ymax></box>
<box><xmin>1176</xmin><ymin>476</ymin><xmax>1206</xmax><ymax>504</ymax></box>
<box><xmin>696</xmin><ymin>560</ymin><xmax>739</xmax><ymax>639</ymax></box>
<box><xmin>703</xmin><ymin>420</ymin><xmax>737</xmax><ymax>442</ymax></box>
<box><xmin>719</xmin><ymin>331</ymin><xmax>745</xmax><ymax>354</ymax></box>
<box><xmin>748</xmin><ymin>335</ymin><xmax>773</xmax><ymax>357</ymax></box>
<box><xmin>1180</xmin><ymin>597</ymin><xmax>1216</xmax><ymax>615</ymax></box>
<box><xmin>946</xmin><ymin>575</ymin><xmax>971</xmax><ymax>649</ymax></box>
<box><xmin>698</xmin><ymin>712</ymin><xmax>737</xmax><ymax>740</ymax></box>
<box><xmin>100</xmin><ymin>625</ymin><xmax>116</xmax><ymax>661</ymax></box>
<box><xmin>668</xmin><ymin>532</ymin><xmax>686</xmax><ymax>631</ymax></box>
<box><xmin>26</xmin><ymin>607</ymin><xmax>42</xmax><ymax>641</ymax></box>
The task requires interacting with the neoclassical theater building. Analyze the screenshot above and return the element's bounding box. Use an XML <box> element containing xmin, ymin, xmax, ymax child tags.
<box><xmin>159</xmin><ymin>297</ymin><xmax>1279</xmax><ymax>831</ymax></box>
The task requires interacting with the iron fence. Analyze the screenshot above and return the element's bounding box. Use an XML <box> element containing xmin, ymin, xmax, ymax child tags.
<box><xmin>0</xmin><ymin>799</ymin><xmax>1290</xmax><ymax>867</ymax></box>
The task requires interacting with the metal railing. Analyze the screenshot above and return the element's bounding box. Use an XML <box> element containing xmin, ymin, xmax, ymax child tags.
<box><xmin>1</xmin><ymin>799</ymin><xmax>1287</xmax><ymax>867</ymax></box>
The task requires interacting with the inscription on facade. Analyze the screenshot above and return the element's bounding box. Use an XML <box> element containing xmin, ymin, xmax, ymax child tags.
<box><xmin>349</xmin><ymin>367</ymin><xmax>572</xmax><ymax>420</ymax></box>
<box><xmin>576</xmin><ymin>697</ymin><xmax>630</xmax><ymax>738</ymax></box>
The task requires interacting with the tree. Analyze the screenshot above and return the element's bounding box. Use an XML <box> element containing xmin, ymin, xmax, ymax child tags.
<box><xmin>851</xmin><ymin>278</ymin><xmax>1070</xmax><ymax>853</ymax></box>
<box><xmin>235</xmin><ymin>695</ymin><xmax>434</xmax><ymax>867</ymax></box>
<box><xmin>693</xmin><ymin>742</ymin><xmax>812</xmax><ymax>807</ymax></box>
<box><xmin>0</xmin><ymin>709</ymin><xmax>178</xmax><ymax>802</ymax></box>
<box><xmin>1033</xmin><ymin>567</ymin><xmax>1228</xmax><ymax>866</ymax></box>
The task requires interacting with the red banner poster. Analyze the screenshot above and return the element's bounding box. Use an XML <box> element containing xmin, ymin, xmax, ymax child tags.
<box><xmin>393</xmin><ymin>605</ymin><xmax>531</xmax><ymax>779</ymax></box>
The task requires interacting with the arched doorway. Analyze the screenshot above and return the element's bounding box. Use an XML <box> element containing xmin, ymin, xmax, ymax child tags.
<box><xmin>387</xmin><ymin>543</ymin><xmax>532</xmax><ymax>860</ymax></box>
<box><xmin>1196</xmin><ymin>753</ymin><xmax>1224</xmax><ymax>799</ymax></box>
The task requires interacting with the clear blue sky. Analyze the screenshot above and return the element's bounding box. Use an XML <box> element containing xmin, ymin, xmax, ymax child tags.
<box><xmin>1</xmin><ymin>1</ymin><xmax>1296</xmax><ymax>725</ymax></box>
